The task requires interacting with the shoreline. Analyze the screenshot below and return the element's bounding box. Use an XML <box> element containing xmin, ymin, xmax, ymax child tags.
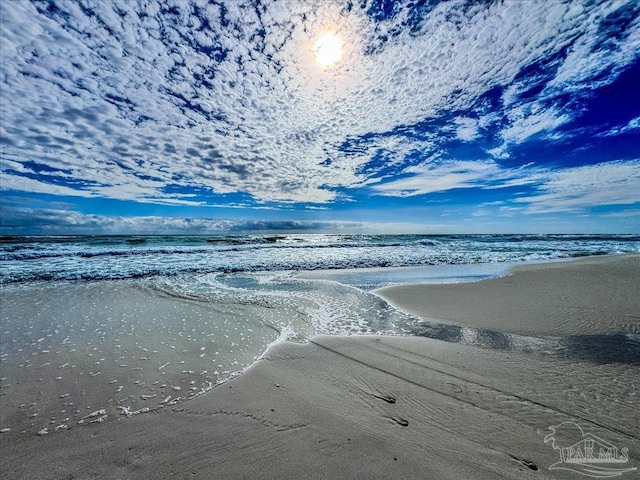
<box><xmin>2</xmin><ymin>255</ymin><xmax>639</xmax><ymax>479</ymax></box>
<box><xmin>375</xmin><ymin>254</ymin><xmax>640</xmax><ymax>337</ymax></box>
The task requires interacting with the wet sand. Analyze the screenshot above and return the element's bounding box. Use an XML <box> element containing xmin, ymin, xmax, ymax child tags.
<box><xmin>1</xmin><ymin>256</ymin><xmax>638</xmax><ymax>479</ymax></box>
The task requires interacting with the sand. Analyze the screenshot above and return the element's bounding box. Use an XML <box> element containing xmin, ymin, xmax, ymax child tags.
<box><xmin>1</xmin><ymin>256</ymin><xmax>638</xmax><ymax>479</ymax></box>
<box><xmin>376</xmin><ymin>255</ymin><xmax>640</xmax><ymax>336</ymax></box>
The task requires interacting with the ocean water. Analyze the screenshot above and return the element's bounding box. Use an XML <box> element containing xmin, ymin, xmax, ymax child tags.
<box><xmin>1</xmin><ymin>234</ymin><xmax>638</xmax><ymax>435</ymax></box>
<box><xmin>2</xmin><ymin>233</ymin><xmax>638</xmax><ymax>283</ymax></box>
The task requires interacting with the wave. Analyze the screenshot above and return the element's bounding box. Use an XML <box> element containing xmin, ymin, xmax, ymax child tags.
<box><xmin>0</xmin><ymin>247</ymin><xmax>214</xmax><ymax>262</ymax></box>
<box><xmin>0</xmin><ymin>254</ymin><xmax>618</xmax><ymax>284</ymax></box>
<box><xmin>1</xmin><ymin>234</ymin><xmax>638</xmax><ymax>284</ymax></box>
<box><xmin>3</xmin><ymin>234</ymin><xmax>637</xmax><ymax>262</ymax></box>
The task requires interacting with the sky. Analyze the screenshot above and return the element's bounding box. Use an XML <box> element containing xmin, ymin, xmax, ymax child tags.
<box><xmin>1</xmin><ymin>0</ymin><xmax>639</xmax><ymax>235</ymax></box>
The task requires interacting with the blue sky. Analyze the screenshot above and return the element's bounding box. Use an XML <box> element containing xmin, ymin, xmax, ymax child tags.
<box><xmin>1</xmin><ymin>0</ymin><xmax>639</xmax><ymax>234</ymax></box>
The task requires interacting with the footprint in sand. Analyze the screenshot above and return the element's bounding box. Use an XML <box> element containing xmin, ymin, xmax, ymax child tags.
<box><xmin>509</xmin><ymin>454</ymin><xmax>538</xmax><ymax>471</ymax></box>
<box><xmin>373</xmin><ymin>394</ymin><xmax>396</xmax><ymax>404</ymax></box>
<box><xmin>390</xmin><ymin>417</ymin><xmax>409</xmax><ymax>427</ymax></box>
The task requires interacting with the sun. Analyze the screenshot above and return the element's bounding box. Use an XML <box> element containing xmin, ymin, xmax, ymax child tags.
<box><xmin>312</xmin><ymin>32</ymin><xmax>344</xmax><ymax>69</ymax></box>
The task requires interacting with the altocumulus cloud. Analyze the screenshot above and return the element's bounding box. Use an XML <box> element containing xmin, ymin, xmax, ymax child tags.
<box><xmin>1</xmin><ymin>0</ymin><xmax>639</xmax><ymax>216</ymax></box>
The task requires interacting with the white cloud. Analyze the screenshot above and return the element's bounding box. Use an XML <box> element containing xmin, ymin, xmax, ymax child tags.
<box><xmin>601</xmin><ymin>116</ymin><xmax>640</xmax><ymax>137</ymax></box>
<box><xmin>500</xmin><ymin>105</ymin><xmax>572</xmax><ymax>144</ymax></box>
<box><xmin>372</xmin><ymin>159</ymin><xmax>506</xmax><ymax>196</ymax></box>
<box><xmin>454</xmin><ymin>117</ymin><xmax>480</xmax><ymax>141</ymax></box>
<box><xmin>515</xmin><ymin>160</ymin><xmax>640</xmax><ymax>213</ymax></box>
<box><xmin>373</xmin><ymin>157</ymin><xmax>640</xmax><ymax>218</ymax></box>
<box><xmin>0</xmin><ymin>171</ymin><xmax>97</xmax><ymax>199</ymax></box>
<box><xmin>0</xmin><ymin>0</ymin><xmax>638</xmax><ymax>205</ymax></box>
<box><xmin>543</xmin><ymin>1</ymin><xmax>640</xmax><ymax>94</ymax></box>
<box><xmin>491</xmin><ymin>0</ymin><xmax>640</xmax><ymax>154</ymax></box>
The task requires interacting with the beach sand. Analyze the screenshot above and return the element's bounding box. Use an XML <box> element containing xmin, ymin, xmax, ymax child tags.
<box><xmin>1</xmin><ymin>256</ymin><xmax>638</xmax><ymax>479</ymax></box>
<box><xmin>376</xmin><ymin>255</ymin><xmax>640</xmax><ymax>336</ymax></box>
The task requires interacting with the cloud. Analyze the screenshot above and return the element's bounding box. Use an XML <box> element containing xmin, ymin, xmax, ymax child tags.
<box><xmin>515</xmin><ymin>160</ymin><xmax>640</xmax><ymax>213</ymax></box>
<box><xmin>0</xmin><ymin>201</ymin><xmax>431</xmax><ymax>235</ymax></box>
<box><xmin>454</xmin><ymin>117</ymin><xmax>481</xmax><ymax>142</ymax></box>
<box><xmin>600</xmin><ymin>115</ymin><xmax>640</xmax><ymax>137</ymax></box>
<box><xmin>373</xmin><ymin>156</ymin><xmax>640</xmax><ymax>217</ymax></box>
<box><xmin>499</xmin><ymin>105</ymin><xmax>572</xmax><ymax>145</ymax></box>
<box><xmin>372</xmin><ymin>159</ymin><xmax>507</xmax><ymax>196</ymax></box>
<box><xmin>1</xmin><ymin>0</ymin><xmax>638</xmax><ymax>208</ymax></box>
<box><xmin>542</xmin><ymin>1</ymin><xmax>640</xmax><ymax>94</ymax></box>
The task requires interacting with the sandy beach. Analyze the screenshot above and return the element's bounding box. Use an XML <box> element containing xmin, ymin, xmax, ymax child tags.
<box><xmin>3</xmin><ymin>0</ymin><xmax>639</xmax><ymax>477</ymax></box>
<box><xmin>376</xmin><ymin>255</ymin><xmax>640</xmax><ymax>336</ymax></box>
<box><xmin>1</xmin><ymin>255</ymin><xmax>638</xmax><ymax>479</ymax></box>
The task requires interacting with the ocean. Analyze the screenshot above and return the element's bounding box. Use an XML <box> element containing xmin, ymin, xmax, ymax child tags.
<box><xmin>1</xmin><ymin>234</ymin><xmax>638</xmax><ymax>434</ymax></box>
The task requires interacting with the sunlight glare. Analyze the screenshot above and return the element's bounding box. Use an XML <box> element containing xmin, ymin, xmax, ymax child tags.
<box><xmin>313</xmin><ymin>32</ymin><xmax>344</xmax><ymax>69</ymax></box>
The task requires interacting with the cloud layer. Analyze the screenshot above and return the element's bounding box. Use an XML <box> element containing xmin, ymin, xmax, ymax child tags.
<box><xmin>0</xmin><ymin>197</ymin><xmax>432</xmax><ymax>235</ymax></box>
<box><xmin>1</xmin><ymin>0</ymin><xmax>639</xmax><ymax>220</ymax></box>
